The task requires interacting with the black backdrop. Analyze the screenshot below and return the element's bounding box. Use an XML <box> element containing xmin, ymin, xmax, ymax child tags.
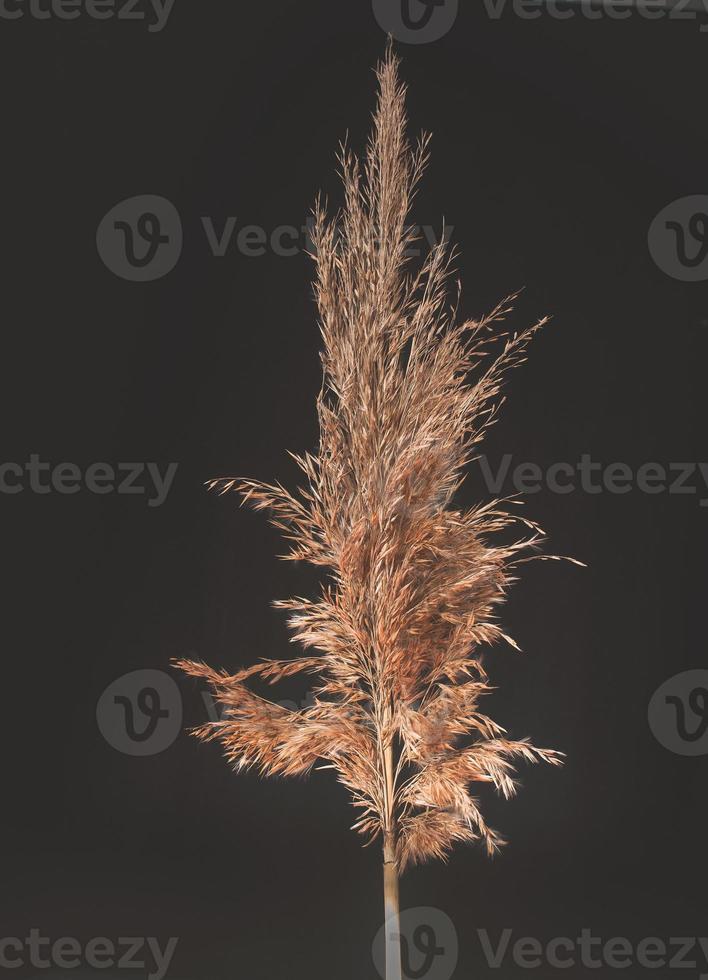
<box><xmin>2</xmin><ymin>3</ymin><xmax>708</xmax><ymax>979</ymax></box>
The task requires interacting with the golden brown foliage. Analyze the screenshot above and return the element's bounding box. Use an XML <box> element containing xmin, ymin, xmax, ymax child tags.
<box><xmin>175</xmin><ymin>46</ymin><xmax>572</xmax><ymax>872</ymax></box>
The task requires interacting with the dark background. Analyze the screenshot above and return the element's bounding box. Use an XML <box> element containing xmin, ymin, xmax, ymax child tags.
<box><xmin>2</xmin><ymin>2</ymin><xmax>707</xmax><ymax>979</ymax></box>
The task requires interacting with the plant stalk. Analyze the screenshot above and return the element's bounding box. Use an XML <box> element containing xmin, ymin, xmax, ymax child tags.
<box><xmin>383</xmin><ymin>837</ymin><xmax>401</xmax><ymax>980</ymax></box>
<box><xmin>383</xmin><ymin>741</ymin><xmax>402</xmax><ymax>980</ymax></box>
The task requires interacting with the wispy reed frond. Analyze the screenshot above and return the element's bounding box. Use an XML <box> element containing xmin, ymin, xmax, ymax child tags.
<box><xmin>176</xmin><ymin>44</ymin><xmax>572</xmax><ymax>873</ymax></box>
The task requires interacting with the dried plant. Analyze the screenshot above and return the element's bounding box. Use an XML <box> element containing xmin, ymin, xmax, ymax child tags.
<box><xmin>175</xmin><ymin>45</ymin><xmax>576</xmax><ymax>980</ymax></box>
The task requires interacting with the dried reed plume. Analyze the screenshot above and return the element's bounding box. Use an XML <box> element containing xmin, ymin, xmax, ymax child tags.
<box><xmin>175</xmin><ymin>45</ymin><xmax>575</xmax><ymax>980</ymax></box>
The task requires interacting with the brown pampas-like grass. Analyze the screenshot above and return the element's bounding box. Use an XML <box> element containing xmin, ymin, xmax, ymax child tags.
<box><xmin>175</xmin><ymin>44</ymin><xmax>578</xmax><ymax>980</ymax></box>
